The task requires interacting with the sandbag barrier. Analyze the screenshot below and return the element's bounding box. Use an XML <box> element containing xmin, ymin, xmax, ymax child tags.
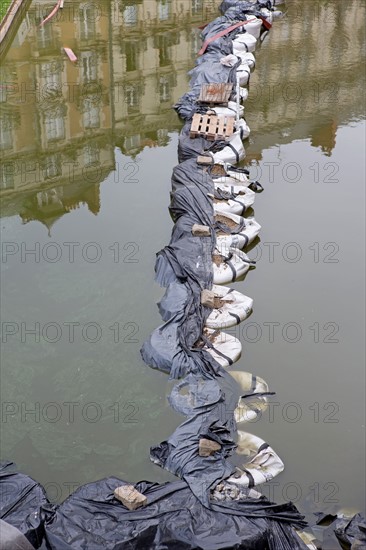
<box><xmin>142</xmin><ymin>0</ymin><xmax>280</xmax><ymax>499</ymax></box>
<box><xmin>2</xmin><ymin>2</ymin><xmax>347</xmax><ymax>549</ymax></box>
<box><xmin>140</xmin><ymin>0</ymin><xmax>311</xmax><ymax>548</ymax></box>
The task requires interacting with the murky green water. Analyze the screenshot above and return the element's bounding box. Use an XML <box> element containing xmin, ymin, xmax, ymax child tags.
<box><xmin>1</xmin><ymin>0</ymin><xmax>365</xmax><ymax>517</ymax></box>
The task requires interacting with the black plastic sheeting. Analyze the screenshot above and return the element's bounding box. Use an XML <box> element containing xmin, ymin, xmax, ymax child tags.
<box><xmin>0</xmin><ymin>461</ymin><xmax>307</xmax><ymax>549</ymax></box>
<box><xmin>178</xmin><ymin>122</ymin><xmax>235</xmax><ymax>163</ymax></box>
<box><xmin>0</xmin><ymin>462</ymin><xmax>49</xmax><ymax>548</ymax></box>
<box><xmin>44</xmin><ymin>478</ymin><xmax>308</xmax><ymax>550</ymax></box>
<box><xmin>2</xmin><ymin>462</ymin><xmax>366</xmax><ymax>549</ymax></box>
<box><xmin>334</xmin><ymin>514</ymin><xmax>366</xmax><ymax>550</ymax></box>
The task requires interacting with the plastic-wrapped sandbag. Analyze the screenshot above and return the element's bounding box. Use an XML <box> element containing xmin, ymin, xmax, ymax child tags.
<box><xmin>202</xmin><ymin>7</ymin><xmax>264</xmax><ymax>45</ymax></box>
<box><xmin>233</xmin><ymin>32</ymin><xmax>257</xmax><ymax>53</ymax></box>
<box><xmin>195</xmin><ymin>37</ymin><xmax>234</xmax><ymax>64</ymax></box>
<box><xmin>219</xmin><ymin>0</ymin><xmax>275</xmax><ymax>15</ymax></box>
<box><xmin>178</xmin><ymin>122</ymin><xmax>218</xmax><ymax>161</ymax></box>
<box><xmin>178</xmin><ymin>121</ymin><xmax>246</xmax><ymax>165</ymax></box>
<box><xmin>189</xmin><ymin>57</ymin><xmax>241</xmax><ymax>92</ymax></box>
<box><xmin>43</xmin><ymin>475</ymin><xmax>308</xmax><ymax>550</ymax></box>
<box><xmin>211</xmin><ymin>121</ymin><xmax>247</xmax><ymax>164</ymax></box>
<box><xmin>334</xmin><ymin>512</ymin><xmax>366</xmax><ymax>549</ymax></box>
<box><xmin>0</xmin><ymin>462</ymin><xmax>50</xmax><ymax>549</ymax></box>
<box><xmin>141</xmin><ymin>159</ymin><xmax>223</xmax><ymax>378</ymax></box>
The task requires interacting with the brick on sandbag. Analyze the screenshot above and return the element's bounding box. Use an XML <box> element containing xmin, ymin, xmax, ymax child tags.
<box><xmin>199</xmin><ymin>438</ymin><xmax>221</xmax><ymax>457</ymax></box>
<box><xmin>197</xmin><ymin>155</ymin><xmax>214</xmax><ymax>165</ymax></box>
<box><xmin>201</xmin><ymin>289</ymin><xmax>216</xmax><ymax>309</ymax></box>
<box><xmin>192</xmin><ymin>224</ymin><xmax>211</xmax><ymax>237</ymax></box>
<box><xmin>114</xmin><ymin>485</ymin><xmax>147</xmax><ymax>510</ymax></box>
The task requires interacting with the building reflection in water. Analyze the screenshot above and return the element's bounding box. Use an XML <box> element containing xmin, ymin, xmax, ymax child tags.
<box><xmin>0</xmin><ymin>0</ymin><xmax>364</xmax><ymax>229</ymax></box>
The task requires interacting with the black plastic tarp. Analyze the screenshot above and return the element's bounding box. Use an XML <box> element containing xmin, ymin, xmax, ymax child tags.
<box><xmin>43</xmin><ymin>477</ymin><xmax>308</xmax><ymax>550</ymax></box>
<box><xmin>0</xmin><ymin>462</ymin><xmax>50</xmax><ymax>549</ymax></box>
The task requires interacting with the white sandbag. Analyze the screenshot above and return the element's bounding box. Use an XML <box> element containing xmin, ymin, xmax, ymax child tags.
<box><xmin>199</xmin><ymin>327</ymin><xmax>242</xmax><ymax>368</ymax></box>
<box><xmin>242</xmin><ymin>17</ymin><xmax>262</xmax><ymax>39</ymax></box>
<box><xmin>240</xmin><ymin>87</ymin><xmax>249</xmax><ymax>101</ymax></box>
<box><xmin>230</xmin><ymin>370</ymin><xmax>269</xmax><ymax>423</ymax></box>
<box><xmin>272</xmin><ymin>10</ymin><xmax>284</xmax><ymax>20</ymax></box>
<box><xmin>211</xmin><ymin>163</ymin><xmax>251</xmax><ymax>186</ymax></box>
<box><xmin>205</xmin><ymin>285</ymin><xmax>253</xmax><ymax>329</ymax></box>
<box><xmin>239</xmin><ymin>119</ymin><xmax>250</xmax><ymax>139</ymax></box>
<box><xmin>215</xmin><ymin>211</ymin><xmax>261</xmax><ymax>249</ymax></box>
<box><xmin>213</xmin><ymin>183</ymin><xmax>256</xmax><ymax>211</ymax></box>
<box><xmin>211</xmin><ymin>120</ymin><xmax>246</xmax><ymax>165</ymax></box>
<box><xmin>226</xmin><ymin>431</ymin><xmax>285</xmax><ymax>487</ymax></box>
<box><xmin>212</xmin><ymin>101</ymin><xmax>244</xmax><ymax>118</ymax></box>
<box><xmin>260</xmin><ymin>8</ymin><xmax>273</xmax><ymax>25</ymax></box>
<box><xmin>220</xmin><ymin>54</ymin><xmax>239</xmax><ymax>67</ymax></box>
<box><xmin>213</xmin><ymin>198</ymin><xmax>243</xmax><ymax>216</ymax></box>
<box><xmin>237</xmin><ymin>63</ymin><xmax>251</xmax><ymax>86</ymax></box>
<box><xmin>212</xmin><ymin>247</ymin><xmax>253</xmax><ymax>284</ymax></box>
<box><xmin>238</xmin><ymin>52</ymin><xmax>256</xmax><ymax>69</ymax></box>
<box><xmin>233</xmin><ymin>32</ymin><xmax>257</xmax><ymax>53</ymax></box>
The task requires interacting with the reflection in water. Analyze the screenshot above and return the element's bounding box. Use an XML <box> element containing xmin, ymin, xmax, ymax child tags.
<box><xmin>1</xmin><ymin>0</ymin><xmax>365</xmax><ymax>230</ymax></box>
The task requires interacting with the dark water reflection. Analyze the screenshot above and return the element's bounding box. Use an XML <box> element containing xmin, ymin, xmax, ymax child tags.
<box><xmin>0</xmin><ymin>0</ymin><xmax>365</xmax><ymax>515</ymax></box>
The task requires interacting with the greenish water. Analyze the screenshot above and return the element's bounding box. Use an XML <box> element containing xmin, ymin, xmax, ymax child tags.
<box><xmin>1</xmin><ymin>0</ymin><xmax>365</xmax><ymax>517</ymax></box>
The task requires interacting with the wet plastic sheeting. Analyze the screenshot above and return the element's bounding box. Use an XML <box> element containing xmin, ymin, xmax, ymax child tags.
<box><xmin>200</xmin><ymin>8</ymin><xmax>263</xmax><ymax>44</ymax></box>
<box><xmin>44</xmin><ymin>477</ymin><xmax>308</xmax><ymax>550</ymax></box>
<box><xmin>334</xmin><ymin>514</ymin><xmax>366</xmax><ymax>550</ymax></box>
<box><xmin>177</xmin><ymin>123</ymin><xmax>220</xmax><ymax>161</ymax></box>
<box><xmin>141</xmin><ymin>159</ymin><xmax>219</xmax><ymax>379</ymax></box>
<box><xmin>219</xmin><ymin>0</ymin><xmax>275</xmax><ymax>16</ymax></box>
<box><xmin>189</xmin><ymin>58</ymin><xmax>240</xmax><ymax>91</ymax></box>
<box><xmin>151</xmin><ymin>371</ymin><xmax>240</xmax><ymax>504</ymax></box>
<box><xmin>196</xmin><ymin>38</ymin><xmax>234</xmax><ymax>64</ymax></box>
<box><xmin>0</xmin><ymin>462</ymin><xmax>49</xmax><ymax>549</ymax></box>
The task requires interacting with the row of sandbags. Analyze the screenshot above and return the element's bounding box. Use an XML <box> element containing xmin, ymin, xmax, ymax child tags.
<box><xmin>139</xmin><ymin>1</ymin><xmax>314</xmax><ymax>549</ymax></box>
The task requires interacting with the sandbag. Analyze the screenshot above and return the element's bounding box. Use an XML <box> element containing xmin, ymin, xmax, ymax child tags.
<box><xmin>0</xmin><ymin>462</ymin><xmax>50</xmax><ymax>549</ymax></box>
<box><xmin>43</xmin><ymin>476</ymin><xmax>308</xmax><ymax>550</ymax></box>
